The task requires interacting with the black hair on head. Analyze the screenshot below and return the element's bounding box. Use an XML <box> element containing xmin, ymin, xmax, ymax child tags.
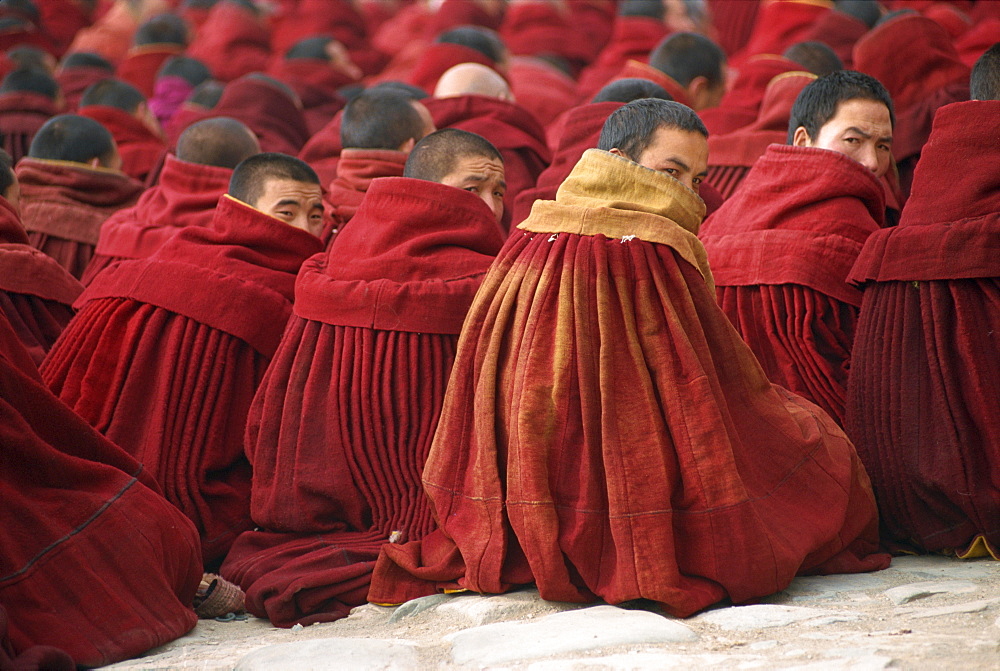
<box><xmin>133</xmin><ymin>13</ymin><xmax>189</xmax><ymax>47</ymax></box>
<box><xmin>786</xmin><ymin>69</ymin><xmax>894</xmax><ymax>144</ymax></box>
<box><xmin>971</xmin><ymin>42</ymin><xmax>1000</xmax><ymax>101</ymax></box>
<box><xmin>403</xmin><ymin>128</ymin><xmax>501</xmax><ymax>182</ymax></box>
<box><xmin>783</xmin><ymin>41</ymin><xmax>843</xmax><ymax>77</ymax></box>
<box><xmin>649</xmin><ymin>32</ymin><xmax>726</xmax><ymax>88</ymax></box>
<box><xmin>60</xmin><ymin>52</ymin><xmax>114</xmax><ymax>72</ymax></box>
<box><xmin>597</xmin><ymin>98</ymin><xmax>707</xmax><ymax>161</ymax></box>
<box><xmin>80</xmin><ymin>78</ymin><xmax>145</xmax><ymax>112</ymax></box>
<box><xmin>228</xmin><ymin>152</ymin><xmax>319</xmax><ymax>206</ymax></box>
<box><xmin>157</xmin><ymin>56</ymin><xmax>211</xmax><ymax>87</ymax></box>
<box><xmin>177</xmin><ymin>116</ymin><xmax>260</xmax><ymax>169</ymax></box>
<box><xmin>188</xmin><ymin>80</ymin><xmax>224</xmax><ymax>108</ymax></box>
<box><xmin>834</xmin><ymin>0</ymin><xmax>881</xmax><ymax>29</ymax></box>
<box><xmin>369</xmin><ymin>80</ymin><xmax>428</xmax><ymax>99</ymax></box>
<box><xmin>0</xmin><ymin>67</ymin><xmax>58</xmax><ymax>99</ymax></box>
<box><xmin>593</xmin><ymin>78</ymin><xmax>673</xmax><ymax>104</ymax></box>
<box><xmin>341</xmin><ymin>89</ymin><xmax>427</xmax><ymax>150</ymax></box>
<box><xmin>29</xmin><ymin>113</ymin><xmax>115</xmax><ymax>164</ymax></box>
<box><xmin>285</xmin><ymin>35</ymin><xmax>333</xmax><ymax>60</ymax></box>
<box><xmin>435</xmin><ymin>25</ymin><xmax>506</xmax><ymax>64</ymax></box>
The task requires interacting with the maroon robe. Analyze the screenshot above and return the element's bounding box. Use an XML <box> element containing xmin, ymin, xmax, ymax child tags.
<box><xmin>40</xmin><ymin>195</ymin><xmax>323</xmax><ymax>567</ymax></box>
<box><xmin>220</xmin><ymin>178</ymin><xmax>504</xmax><ymax>627</ymax></box>
<box><xmin>507</xmin><ymin>57</ymin><xmax>577</xmax><ymax>129</ymax></box>
<box><xmin>206</xmin><ymin>77</ymin><xmax>311</xmax><ymax>156</ymax></box>
<box><xmin>608</xmin><ymin>59</ymin><xmax>692</xmax><ymax>107</ymax></box>
<box><xmin>267</xmin><ymin>58</ymin><xmax>351</xmax><ymax>136</ymax></box>
<box><xmin>0</xmin><ymin>91</ymin><xmax>58</xmax><ymax>163</ymax></box>
<box><xmin>575</xmin><ymin>16</ymin><xmax>670</xmax><ymax>103</ymax></box>
<box><xmin>323</xmin><ymin>148</ymin><xmax>406</xmax><ymax>233</ymax></box>
<box><xmin>298</xmin><ymin>109</ymin><xmax>344</xmax><ymax>188</ymax></box>
<box><xmin>732</xmin><ymin>0</ymin><xmax>830</xmax><ymax>65</ymax></box>
<box><xmin>700</xmin><ymin>145</ymin><xmax>886</xmax><ymax>426</ymax></box>
<box><xmin>0</xmin><ymin>195</ymin><xmax>81</xmax><ymax>365</ymax></box>
<box><xmin>406</xmin><ymin>42</ymin><xmax>498</xmax><ymax>95</ymax></box>
<box><xmin>187</xmin><ymin>1</ymin><xmax>271</xmax><ymax>82</ymax></box>
<box><xmin>55</xmin><ymin>65</ymin><xmax>112</xmax><ymax>112</ymax></box>
<box><xmin>78</xmin><ymin>104</ymin><xmax>167</xmax><ymax>183</ymax></box>
<box><xmin>700</xmin><ymin>55</ymin><xmax>801</xmax><ymax>137</ymax></box>
<box><xmin>16</xmin><ymin>158</ymin><xmax>143</xmax><ymax>279</ymax></box>
<box><xmin>116</xmin><ymin>44</ymin><xmax>186</xmax><ymax>98</ymax></box>
<box><xmin>270</xmin><ymin>0</ymin><xmax>388</xmax><ymax>77</ymax></box>
<box><xmin>82</xmin><ymin>154</ymin><xmax>233</xmax><ymax>285</ymax></box>
<box><xmin>425</xmin><ymin>94</ymin><xmax>551</xmax><ymax>231</ymax></box>
<box><xmin>499</xmin><ymin>0</ymin><xmax>596</xmax><ymax>71</ymax></box>
<box><xmin>425</xmin><ymin>0</ymin><xmax>502</xmax><ymax>37</ymax></box>
<box><xmin>0</xmin><ymin>311</ymin><xmax>201</xmax><ymax>668</ymax></box>
<box><xmin>846</xmin><ymin>101</ymin><xmax>1000</xmax><ymax>558</ymax></box>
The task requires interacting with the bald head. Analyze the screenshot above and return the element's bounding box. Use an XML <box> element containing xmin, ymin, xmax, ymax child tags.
<box><xmin>176</xmin><ymin>117</ymin><xmax>260</xmax><ymax>169</ymax></box>
<box><xmin>434</xmin><ymin>63</ymin><xmax>512</xmax><ymax>101</ymax></box>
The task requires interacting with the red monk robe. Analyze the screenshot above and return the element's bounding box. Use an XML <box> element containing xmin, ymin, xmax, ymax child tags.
<box><xmin>0</xmin><ymin>311</ymin><xmax>202</xmax><ymax>668</ymax></box>
<box><xmin>270</xmin><ymin>0</ymin><xmax>388</xmax><ymax>77</ymax></box>
<box><xmin>499</xmin><ymin>0</ymin><xmax>597</xmax><ymax>73</ymax></box>
<box><xmin>187</xmin><ymin>1</ymin><xmax>271</xmax><ymax>82</ymax></box>
<box><xmin>732</xmin><ymin>0</ymin><xmax>831</xmax><ymax>66</ymax></box>
<box><xmin>406</xmin><ymin>43</ymin><xmax>498</xmax><ymax>96</ymax></box>
<box><xmin>40</xmin><ymin>195</ymin><xmax>323</xmax><ymax>567</ymax></box>
<box><xmin>298</xmin><ymin>108</ymin><xmax>344</xmax><ymax>188</ymax></box>
<box><xmin>324</xmin><ymin>148</ymin><xmax>406</xmax><ymax>233</ymax></box>
<box><xmin>266</xmin><ymin>58</ymin><xmax>351</xmax><ymax>136</ymax></box>
<box><xmin>0</xmin><ymin>91</ymin><xmax>59</xmax><ymax>163</ymax></box>
<box><xmin>81</xmin><ymin>153</ymin><xmax>233</xmax><ymax>284</ymax></box>
<box><xmin>116</xmin><ymin>44</ymin><xmax>185</xmax><ymax>98</ymax></box>
<box><xmin>706</xmin><ymin>71</ymin><xmax>815</xmax><ymax>199</ymax></box>
<box><xmin>608</xmin><ymin>59</ymin><xmax>692</xmax><ymax>107</ymax></box>
<box><xmin>204</xmin><ymin>77</ymin><xmax>311</xmax><ymax>156</ymax></box>
<box><xmin>79</xmin><ymin>104</ymin><xmax>167</xmax><ymax>183</ymax></box>
<box><xmin>955</xmin><ymin>18</ymin><xmax>1000</xmax><ymax>68</ymax></box>
<box><xmin>700</xmin><ymin>55</ymin><xmax>801</xmax><ymax>137</ymax></box>
<box><xmin>800</xmin><ymin>6</ymin><xmax>869</xmax><ymax>68</ymax></box>
<box><xmin>55</xmin><ymin>65</ymin><xmax>112</xmax><ymax>112</ymax></box>
<box><xmin>426</xmin><ymin>0</ymin><xmax>503</xmax><ymax>37</ymax></box>
<box><xmin>506</xmin><ymin>57</ymin><xmax>577</xmax><ymax>129</ymax></box>
<box><xmin>846</xmin><ymin>101</ymin><xmax>1000</xmax><ymax>559</ymax></box>
<box><xmin>368</xmin><ymin>149</ymin><xmax>888</xmax><ymax>613</ymax></box>
<box><xmin>425</xmin><ymin>94</ymin><xmax>551</xmax><ymax>231</ymax></box>
<box><xmin>700</xmin><ymin>145</ymin><xmax>886</xmax><ymax>426</ymax></box>
<box><xmin>0</xmin><ymin>195</ymin><xmax>81</xmax><ymax>365</ymax></box>
<box><xmin>221</xmin><ymin>178</ymin><xmax>505</xmax><ymax>627</ymax></box>
<box><xmin>16</xmin><ymin>157</ymin><xmax>143</xmax><ymax>279</ymax></box>
<box><xmin>575</xmin><ymin>15</ymin><xmax>671</xmax><ymax>103</ymax></box>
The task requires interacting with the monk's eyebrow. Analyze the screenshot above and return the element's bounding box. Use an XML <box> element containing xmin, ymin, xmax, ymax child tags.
<box><xmin>463</xmin><ymin>175</ymin><xmax>507</xmax><ymax>190</ymax></box>
<box><xmin>276</xmin><ymin>198</ymin><xmax>301</xmax><ymax>207</ymax></box>
<box><xmin>666</xmin><ymin>157</ymin><xmax>690</xmax><ymax>172</ymax></box>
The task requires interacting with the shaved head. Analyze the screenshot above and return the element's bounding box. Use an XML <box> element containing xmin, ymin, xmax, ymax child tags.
<box><xmin>404</xmin><ymin>128</ymin><xmax>501</xmax><ymax>182</ymax></box>
<box><xmin>176</xmin><ymin>117</ymin><xmax>260</xmax><ymax>169</ymax></box>
<box><xmin>434</xmin><ymin>63</ymin><xmax>512</xmax><ymax>101</ymax></box>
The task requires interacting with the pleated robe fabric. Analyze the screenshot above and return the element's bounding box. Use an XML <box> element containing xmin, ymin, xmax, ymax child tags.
<box><xmin>16</xmin><ymin>158</ymin><xmax>143</xmax><ymax>279</ymax></box>
<box><xmin>221</xmin><ymin>178</ymin><xmax>505</xmax><ymax>627</ymax></box>
<box><xmin>81</xmin><ymin>154</ymin><xmax>233</xmax><ymax>285</ymax></box>
<box><xmin>0</xmin><ymin>311</ymin><xmax>202</xmax><ymax>668</ymax></box>
<box><xmin>0</xmin><ymin>195</ymin><xmax>82</xmax><ymax>366</ymax></box>
<box><xmin>700</xmin><ymin>145</ymin><xmax>886</xmax><ymax>426</ymax></box>
<box><xmin>368</xmin><ymin>150</ymin><xmax>889</xmax><ymax>615</ymax></box>
<box><xmin>40</xmin><ymin>195</ymin><xmax>323</xmax><ymax>567</ymax></box>
<box><xmin>846</xmin><ymin>101</ymin><xmax>1000</xmax><ymax>558</ymax></box>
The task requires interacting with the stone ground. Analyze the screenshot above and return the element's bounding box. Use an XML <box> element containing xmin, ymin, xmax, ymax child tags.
<box><xmin>105</xmin><ymin>555</ymin><xmax>999</xmax><ymax>670</ymax></box>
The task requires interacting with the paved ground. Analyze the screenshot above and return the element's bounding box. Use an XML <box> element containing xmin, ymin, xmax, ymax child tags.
<box><xmin>105</xmin><ymin>555</ymin><xmax>999</xmax><ymax>670</ymax></box>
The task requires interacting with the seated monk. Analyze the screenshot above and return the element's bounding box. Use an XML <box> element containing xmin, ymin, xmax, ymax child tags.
<box><xmin>367</xmin><ymin>99</ymin><xmax>889</xmax><ymax>614</ymax></box>
<box><xmin>0</xmin><ymin>148</ymin><xmax>82</xmax><ymax>365</ymax></box>
<box><xmin>429</xmin><ymin>62</ymin><xmax>550</xmax><ymax>230</ymax></box>
<box><xmin>700</xmin><ymin>71</ymin><xmax>894</xmax><ymax>426</ymax></box>
<box><xmin>221</xmin><ymin>129</ymin><xmax>507</xmax><ymax>627</ymax></box>
<box><xmin>0</xmin><ymin>309</ymin><xmax>202</xmax><ymax>668</ymax></box>
<box><xmin>401</xmin><ymin>25</ymin><xmax>507</xmax><ymax>96</ymax></box>
<box><xmin>78</xmin><ymin>78</ymin><xmax>167</xmax><ymax>183</ymax></box>
<box><xmin>54</xmin><ymin>52</ymin><xmax>113</xmax><ymax>112</ymax></box>
<box><xmin>148</xmin><ymin>55</ymin><xmax>211</xmax><ymax>131</ymax></box>
<box><xmin>845</xmin><ymin>45</ymin><xmax>1000</xmax><ymax>559</ymax></box>
<box><xmin>322</xmin><ymin>87</ymin><xmax>435</xmax><ymax>241</ymax></box>
<box><xmin>186</xmin><ymin>0</ymin><xmax>270</xmax><ymax>83</ymax></box>
<box><xmin>116</xmin><ymin>13</ymin><xmax>189</xmax><ymax>99</ymax></box>
<box><xmin>81</xmin><ymin>117</ymin><xmax>261</xmax><ymax>285</ymax></box>
<box><xmin>17</xmin><ymin>114</ymin><xmax>143</xmax><ymax>279</ymax></box>
<box><xmin>40</xmin><ymin>153</ymin><xmax>324</xmax><ymax>568</ymax></box>
<box><xmin>0</xmin><ymin>67</ymin><xmax>63</xmax><ymax>162</ymax></box>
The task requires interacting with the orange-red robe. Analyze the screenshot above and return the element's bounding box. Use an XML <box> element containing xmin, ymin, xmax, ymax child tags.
<box><xmin>40</xmin><ymin>195</ymin><xmax>323</xmax><ymax>567</ymax></box>
<box><xmin>700</xmin><ymin>145</ymin><xmax>886</xmax><ymax>426</ymax></box>
<box><xmin>221</xmin><ymin>178</ymin><xmax>504</xmax><ymax>627</ymax></box>
<box><xmin>846</xmin><ymin>100</ymin><xmax>1000</xmax><ymax>558</ymax></box>
<box><xmin>78</xmin><ymin>104</ymin><xmax>167</xmax><ymax>183</ymax></box>
<box><xmin>368</xmin><ymin>149</ymin><xmax>888</xmax><ymax>613</ymax></box>
<box><xmin>187</xmin><ymin>1</ymin><xmax>271</xmax><ymax>82</ymax></box>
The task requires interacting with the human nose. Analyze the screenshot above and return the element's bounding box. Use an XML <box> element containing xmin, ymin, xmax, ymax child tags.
<box><xmin>481</xmin><ymin>193</ymin><xmax>503</xmax><ymax>223</ymax></box>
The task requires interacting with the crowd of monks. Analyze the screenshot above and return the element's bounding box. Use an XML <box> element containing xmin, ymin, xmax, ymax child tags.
<box><xmin>1</xmin><ymin>0</ymin><xmax>998</xmax><ymax>667</ymax></box>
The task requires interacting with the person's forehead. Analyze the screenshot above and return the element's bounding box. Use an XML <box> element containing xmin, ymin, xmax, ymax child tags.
<box><xmin>644</xmin><ymin>127</ymin><xmax>708</xmax><ymax>160</ymax></box>
<box><xmin>260</xmin><ymin>178</ymin><xmax>323</xmax><ymax>199</ymax></box>
<box><xmin>825</xmin><ymin>98</ymin><xmax>892</xmax><ymax>128</ymax></box>
<box><xmin>445</xmin><ymin>153</ymin><xmax>505</xmax><ymax>178</ymax></box>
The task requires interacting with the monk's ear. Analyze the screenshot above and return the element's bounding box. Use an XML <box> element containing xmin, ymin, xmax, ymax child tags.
<box><xmin>88</xmin><ymin>157</ymin><xmax>102</xmax><ymax>168</ymax></box>
<box><xmin>399</xmin><ymin>137</ymin><xmax>417</xmax><ymax>153</ymax></box>
<box><xmin>791</xmin><ymin>126</ymin><xmax>812</xmax><ymax>148</ymax></box>
<box><xmin>608</xmin><ymin>148</ymin><xmax>625</xmax><ymax>158</ymax></box>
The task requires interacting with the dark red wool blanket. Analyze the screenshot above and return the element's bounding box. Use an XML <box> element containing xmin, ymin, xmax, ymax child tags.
<box><xmin>78</xmin><ymin>104</ymin><xmax>166</xmax><ymax>183</ymax></box>
<box><xmin>0</xmin><ymin>91</ymin><xmax>59</xmax><ymax>163</ymax></box>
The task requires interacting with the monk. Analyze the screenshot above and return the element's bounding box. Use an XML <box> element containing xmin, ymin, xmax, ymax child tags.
<box><xmin>0</xmin><ymin>308</ymin><xmax>202</xmax><ymax>668</ymax></box>
<box><xmin>323</xmin><ymin>88</ymin><xmax>435</xmax><ymax>240</ymax></box>
<box><xmin>41</xmin><ymin>153</ymin><xmax>324</xmax><ymax>568</ymax></box>
<box><xmin>78</xmin><ymin>78</ymin><xmax>167</xmax><ymax>183</ymax></box>
<box><xmin>148</xmin><ymin>55</ymin><xmax>211</xmax><ymax>130</ymax></box>
<box><xmin>0</xmin><ymin>67</ymin><xmax>62</xmax><ymax>162</ymax></box>
<box><xmin>17</xmin><ymin>114</ymin><xmax>143</xmax><ymax>279</ymax></box>
<box><xmin>845</xmin><ymin>44</ymin><xmax>1000</xmax><ymax>559</ymax></box>
<box><xmin>0</xmin><ymin>148</ymin><xmax>81</xmax><ymax>365</ymax></box>
<box><xmin>368</xmin><ymin>98</ymin><xmax>888</xmax><ymax>615</ymax></box>
<box><xmin>701</xmin><ymin>71</ymin><xmax>894</xmax><ymax>426</ymax></box>
<box><xmin>428</xmin><ymin>62</ymin><xmax>550</xmax><ymax>230</ymax></box>
<box><xmin>81</xmin><ymin>117</ymin><xmax>261</xmax><ymax>284</ymax></box>
<box><xmin>115</xmin><ymin>13</ymin><xmax>189</xmax><ymax>98</ymax></box>
<box><xmin>54</xmin><ymin>52</ymin><xmax>113</xmax><ymax>112</ymax></box>
<box><xmin>221</xmin><ymin>129</ymin><xmax>506</xmax><ymax>627</ymax></box>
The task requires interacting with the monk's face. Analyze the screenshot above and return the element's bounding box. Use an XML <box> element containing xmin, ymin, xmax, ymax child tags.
<box><xmin>439</xmin><ymin>153</ymin><xmax>506</xmax><ymax>224</ymax></box>
<box><xmin>620</xmin><ymin>126</ymin><xmax>709</xmax><ymax>194</ymax></box>
<box><xmin>793</xmin><ymin>98</ymin><xmax>893</xmax><ymax>178</ymax></box>
<box><xmin>254</xmin><ymin>178</ymin><xmax>324</xmax><ymax>236</ymax></box>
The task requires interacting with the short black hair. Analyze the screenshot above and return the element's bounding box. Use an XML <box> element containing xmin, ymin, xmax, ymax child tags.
<box><xmin>28</xmin><ymin>114</ymin><xmax>115</xmax><ymax>163</ymax></box>
<box><xmin>971</xmin><ymin>42</ymin><xmax>1000</xmax><ymax>101</ymax></box>
<box><xmin>183</xmin><ymin>0</ymin><xmax>218</xmax><ymax>8</ymax></box>
<box><xmin>341</xmin><ymin>89</ymin><xmax>427</xmax><ymax>150</ymax></box>
<box><xmin>60</xmin><ymin>52</ymin><xmax>114</xmax><ymax>72</ymax></box>
<box><xmin>243</xmin><ymin>73</ymin><xmax>299</xmax><ymax>107</ymax></box>
<box><xmin>80</xmin><ymin>78</ymin><xmax>145</xmax><ymax>112</ymax></box>
<box><xmin>787</xmin><ymin>70</ymin><xmax>894</xmax><ymax>144</ymax></box>
<box><xmin>188</xmin><ymin>80</ymin><xmax>224</xmax><ymax>108</ymax></box>
<box><xmin>0</xmin><ymin>67</ymin><xmax>58</xmax><ymax>99</ymax></box>
<box><xmin>157</xmin><ymin>55</ymin><xmax>211</xmax><ymax>87</ymax></box>
<box><xmin>369</xmin><ymin>80</ymin><xmax>428</xmax><ymax>99</ymax></box>
<box><xmin>649</xmin><ymin>32</ymin><xmax>726</xmax><ymax>88</ymax></box>
<box><xmin>783</xmin><ymin>41</ymin><xmax>843</xmax><ymax>77</ymax></box>
<box><xmin>228</xmin><ymin>152</ymin><xmax>319</xmax><ymax>206</ymax></box>
<box><xmin>8</xmin><ymin>45</ymin><xmax>51</xmax><ymax>72</ymax></box>
<box><xmin>834</xmin><ymin>0</ymin><xmax>881</xmax><ymax>28</ymax></box>
<box><xmin>0</xmin><ymin>148</ymin><xmax>14</xmax><ymax>197</ymax></box>
<box><xmin>403</xmin><ymin>128</ymin><xmax>501</xmax><ymax>182</ymax></box>
<box><xmin>597</xmin><ymin>98</ymin><xmax>707</xmax><ymax>161</ymax></box>
<box><xmin>592</xmin><ymin>78</ymin><xmax>672</xmax><ymax>104</ymax></box>
<box><xmin>0</xmin><ymin>0</ymin><xmax>39</xmax><ymax>22</ymax></box>
<box><xmin>876</xmin><ymin>8</ymin><xmax>917</xmax><ymax>26</ymax></box>
<box><xmin>133</xmin><ymin>13</ymin><xmax>189</xmax><ymax>47</ymax></box>
<box><xmin>436</xmin><ymin>26</ymin><xmax>506</xmax><ymax>64</ymax></box>
<box><xmin>177</xmin><ymin>117</ymin><xmax>259</xmax><ymax>168</ymax></box>
<box><xmin>619</xmin><ymin>0</ymin><xmax>663</xmax><ymax>19</ymax></box>
<box><xmin>285</xmin><ymin>35</ymin><xmax>333</xmax><ymax>60</ymax></box>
